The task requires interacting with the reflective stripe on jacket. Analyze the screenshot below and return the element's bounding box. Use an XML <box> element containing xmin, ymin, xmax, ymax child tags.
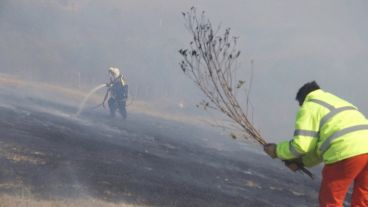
<box><xmin>276</xmin><ymin>89</ymin><xmax>368</xmax><ymax>167</ymax></box>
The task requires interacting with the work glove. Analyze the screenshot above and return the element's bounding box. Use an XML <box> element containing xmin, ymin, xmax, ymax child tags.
<box><xmin>263</xmin><ymin>143</ymin><xmax>277</xmax><ymax>159</ymax></box>
<box><xmin>283</xmin><ymin>158</ymin><xmax>304</xmax><ymax>172</ymax></box>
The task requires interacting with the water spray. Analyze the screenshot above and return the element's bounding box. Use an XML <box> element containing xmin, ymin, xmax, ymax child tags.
<box><xmin>76</xmin><ymin>84</ymin><xmax>107</xmax><ymax>116</ymax></box>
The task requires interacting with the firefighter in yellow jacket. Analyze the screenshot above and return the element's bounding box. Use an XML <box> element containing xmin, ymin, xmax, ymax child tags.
<box><xmin>264</xmin><ymin>81</ymin><xmax>368</xmax><ymax>207</ymax></box>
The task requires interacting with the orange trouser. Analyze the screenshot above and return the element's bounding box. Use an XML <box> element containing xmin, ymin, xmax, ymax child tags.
<box><xmin>319</xmin><ymin>153</ymin><xmax>368</xmax><ymax>207</ymax></box>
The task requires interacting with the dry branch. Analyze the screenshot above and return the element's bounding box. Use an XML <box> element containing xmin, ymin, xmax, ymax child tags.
<box><xmin>179</xmin><ymin>7</ymin><xmax>265</xmax><ymax>145</ymax></box>
<box><xmin>179</xmin><ymin>7</ymin><xmax>313</xmax><ymax>179</ymax></box>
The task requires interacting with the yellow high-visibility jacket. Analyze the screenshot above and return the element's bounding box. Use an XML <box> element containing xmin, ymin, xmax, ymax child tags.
<box><xmin>277</xmin><ymin>89</ymin><xmax>368</xmax><ymax>167</ymax></box>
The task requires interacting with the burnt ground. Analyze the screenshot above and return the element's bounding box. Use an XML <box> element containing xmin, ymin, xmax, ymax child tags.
<box><xmin>0</xmin><ymin>87</ymin><xmax>322</xmax><ymax>207</ymax></box>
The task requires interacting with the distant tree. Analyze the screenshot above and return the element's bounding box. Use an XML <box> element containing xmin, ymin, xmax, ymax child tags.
<box><xmin>179</xmin><ymin>7</ymin><xmax>313</xmax><ymax>179</ymax></box>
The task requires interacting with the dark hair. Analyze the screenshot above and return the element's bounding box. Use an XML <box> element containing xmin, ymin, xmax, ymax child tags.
<box><xmin>296</xmin><ymin>81</ymin><xmax>320</xmax><ymax>106</ymax></box>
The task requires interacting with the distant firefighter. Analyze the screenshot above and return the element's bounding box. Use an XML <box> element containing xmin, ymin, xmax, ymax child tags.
<box><xmin>102</xmin><ymin>67</ymin><xmax>128</xmax><ymax>119</ymax></box>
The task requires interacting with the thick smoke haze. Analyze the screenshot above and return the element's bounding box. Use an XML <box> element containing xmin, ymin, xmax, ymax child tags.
<box><xmin>1</xmin><ymin>0</ymin><xmax>368</xmax><ymax>141</ymax></box>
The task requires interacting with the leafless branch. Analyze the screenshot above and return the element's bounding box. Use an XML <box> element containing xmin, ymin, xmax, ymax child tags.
<box><xmin>179</xmin><ymin>8</ymin><xmax>315</xmax><ymax>179</ymax></box>
<box><xmin>179</xmin><ymin>7</ymin><xmax>266</xmax><ymax>145</ymax></box>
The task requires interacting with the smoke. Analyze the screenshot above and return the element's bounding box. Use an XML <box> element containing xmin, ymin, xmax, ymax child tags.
<box><xmin>1</xmin><ymin>0</ymin><xmax>368</xmax><ymax>141</ymax></box>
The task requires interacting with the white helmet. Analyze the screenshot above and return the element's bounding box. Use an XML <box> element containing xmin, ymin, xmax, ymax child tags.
<box><xmin>108</xmin><ymin>67</ymin><xmax>120</xmax><ymax>79</ymax></box>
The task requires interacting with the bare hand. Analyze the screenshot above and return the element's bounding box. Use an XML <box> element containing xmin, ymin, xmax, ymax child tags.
<box><xmin>285</xmin><ymin>162</ymin><xmax>299</xmax><ymax>172</ymax></box>
<box><xmin>284</xmin><ymin>158</ymin><xmax>304</xmax><ymax>172</ymax></box>
<box><xmin>263</xmin><ymin>143</ymin><xmax>277</xmax><ymax>159</ymax></box>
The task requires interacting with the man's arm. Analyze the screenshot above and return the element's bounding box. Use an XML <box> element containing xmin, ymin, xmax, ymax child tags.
<box><xmin>102</xmin><ymin>88</ymin><xmax>110</xmax><ymax>108</ymax></box>
<box><xmin>302</xmin><ymin>150</ymin><xmax>322</xmax><ymax>168</ymax></box>
<box><xmin>276</xmin><ymin>106</ymin><xmax>320</xmax><ymax>160</ymax></box>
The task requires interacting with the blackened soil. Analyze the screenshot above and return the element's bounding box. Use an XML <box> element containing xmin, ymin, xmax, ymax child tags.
<box><xmin>0</xmin><ymin>92</ymin><xmax>320</xmax><ymax>207</ymax></box>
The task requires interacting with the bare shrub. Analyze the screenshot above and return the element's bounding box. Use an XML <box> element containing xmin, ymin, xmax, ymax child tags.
<box><xmin>179</xmin><ymin>7</ymin><xmax>264</xmax><ymax>144</ymax></box>
<box><xmin>179</xmin><ymin>7</ymin><xmax>313</xmax><ymax>179</ymax></box>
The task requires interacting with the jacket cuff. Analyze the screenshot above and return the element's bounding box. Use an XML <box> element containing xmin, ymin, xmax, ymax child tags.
<box><xmin>276</xmin><ymin>140</ymin><xmax>296</xmax><ymax>160</ymax></box>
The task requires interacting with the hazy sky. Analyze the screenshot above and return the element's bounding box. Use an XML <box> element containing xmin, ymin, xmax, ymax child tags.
<box><xmin>1</xmin><ymin>0</ymin><xmax>368</xmax><ymax>141</ymax></box>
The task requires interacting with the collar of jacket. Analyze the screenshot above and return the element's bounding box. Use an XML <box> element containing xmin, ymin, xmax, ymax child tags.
<box><xmin>304</xmin><ymin>89</ymin><xmax>324</xmax><ymax>104</ymax></box>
